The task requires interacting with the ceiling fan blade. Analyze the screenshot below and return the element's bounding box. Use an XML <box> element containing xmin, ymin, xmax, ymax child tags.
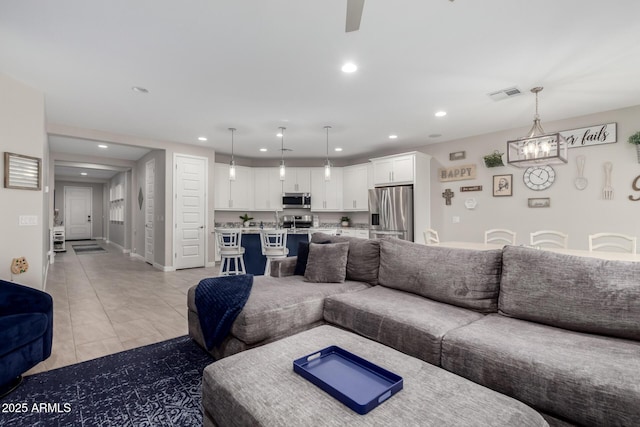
<box><xmin>345</xmin><ymin>0</ymin><xmax>365</xmax><ymax>32</ymax></box>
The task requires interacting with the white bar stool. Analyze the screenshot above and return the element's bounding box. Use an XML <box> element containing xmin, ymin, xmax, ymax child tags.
<box><xmin>216</xmin><ymin>229</ymin><xmax>246</xmax><ymax>276</ymax></box>
<box><xmin>260</xmin><ymin>230</ymin><xmax>289</xmax><ymax>276</ymax></box>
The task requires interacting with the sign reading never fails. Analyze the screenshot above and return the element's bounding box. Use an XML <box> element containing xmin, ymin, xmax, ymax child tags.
<box><xmin>562</xmin><ymin>123</ymin><xmax>616</xmax><ymax>148</ymax></box>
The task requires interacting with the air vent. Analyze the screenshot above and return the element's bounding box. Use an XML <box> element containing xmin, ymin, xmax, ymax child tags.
<box><xmin>488</xmin><ymin>87</ymin><xmax>522</xmax><ymax>101</ymax></box>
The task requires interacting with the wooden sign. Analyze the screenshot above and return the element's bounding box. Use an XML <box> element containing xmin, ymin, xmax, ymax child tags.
<box><xmin>460</xmin><ymin>185</ymin><xmax>482</xmax><ymax>192</ymax></box>
<box><xmin>562</xmin><ymin>123</ymin><xmax>616</xmax><ymax>148</ymax></box>
<box><xmin>449</xmin><ymin>151</ymin><xmax>466</xmax><ymax>161</ymax></box>
<box><xmin>629</xmin><ymin>175</ymin><xmax>640</xmax><ymax>201</ymax></box>
<box><xmin>438</xmin><ymin>164</ymin><xmax>477</xmax><ymax>182</ymax></box>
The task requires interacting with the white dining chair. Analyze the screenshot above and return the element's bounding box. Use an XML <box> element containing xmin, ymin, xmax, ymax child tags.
<box><xmin>260</xmin><ymin>229</ymin><xmax>289</xmax><ymax>276</ymax></box>
<box><xmin>215</xmin><ymin>229</ymin><xmax>246</xmax><ymax>276</ymax></box>
<box><xmin>484</xmin><ymin>229</ymin><xmax>516</xmax><ymax>245</ymax></box>
<box><xmin>588</xmin><ymin>233</ymin><xmax>637</xmax><ymax>254</ymax></box>
<box><xmin>530</xmin><ymin>230</ymin><xmax>568</xmax><ymax>249</ymax></box>
<box><xmin>424</xmin><ymin>228</ymin><xmax>440</xmax><ymax>245</ymax></box>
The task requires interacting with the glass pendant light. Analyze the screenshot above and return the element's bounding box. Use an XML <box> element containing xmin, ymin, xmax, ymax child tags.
<box><xmin>279</xmin><ymin>127</ymin><xmax>286</xmax><ymax>181</ymax></box>
<box><xmin>228</xmin><ymin>128</ymin><xmax>237</xmax><ymax>181</ymax></box>
<box><xmin>324</xmin><ymin>126</ymin><xmax>332</xmax><ymax>181</ymax></box>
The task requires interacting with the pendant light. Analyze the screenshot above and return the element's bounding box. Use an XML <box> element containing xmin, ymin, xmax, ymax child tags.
<box><xmin>228</xmin><ymin>128</ymin><xmax>237</xmax><ymax>181</ymax></box>
<box><xmin>279</xmin><ymin>127</ymin><xmax>286</xmax><ymax>181</ymax></box>
<box><xmin>323</xmin><ymin>126</ymin><xmax>332</xmax><ymax>181</ymax></box>
<box><xmin>506</xmin><ymin>87</ymin><xmax>568</xmax><ymax>167</ymax></box>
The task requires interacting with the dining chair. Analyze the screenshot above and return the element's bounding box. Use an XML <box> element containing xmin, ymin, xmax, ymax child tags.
<box><xmin>484</xmin><ymin>229</ymin><xmax>516</xmax><ymax>245</ymax></box>
<box><xmin>530</xmin><ymin>230</ymin><xmax>568</xmax><ymax>249</ymax></box>
<box><xmin>260</xmin><ymin>229</ymin><xmax>289</xmax><ymax>276</ymax></box>
<box><xmin>424</xmin><ymin>228</ymin><xmax>440</xmax><ymax>245</ymax></box>
<box><xmin>216</xmin><ymin>229</ymin><xmax>246</xmax><ymax>276</ymax></box>
<box><xmin>588</xmin><ymin>232</ymin><xmax>637</xmax><ymax>254</ymax></box>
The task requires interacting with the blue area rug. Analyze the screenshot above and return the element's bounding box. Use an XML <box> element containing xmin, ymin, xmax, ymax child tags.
<box><xmin>0</xmin><ymin>336</ymin><xmax>214</xmax><ymax>426</ymax></box>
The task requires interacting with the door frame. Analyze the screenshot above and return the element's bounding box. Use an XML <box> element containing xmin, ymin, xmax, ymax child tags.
<box><xmin>64</xmin><ymin>186</ymin><xmax>93</xmax><ymax>240</ymax></box>
<box><xmin>172</xmin><ymin>153</ymin><xmax>209</xmax><ymax>269</ymax></box>
<box><xmin>145</xmin><ymin>159</ymin><xmax>155</xmax><ymax>265</ymax></box>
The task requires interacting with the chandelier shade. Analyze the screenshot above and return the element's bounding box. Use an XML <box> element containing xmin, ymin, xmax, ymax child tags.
<box><xmin>228</xmin><ymin>128</ymin><xmax>237</xmax><ymax>181</ymax></box>
<box><xmin>506</xmin><ymin>87</ymin><xmax>568</xmax><ymax>168</ymax></box>
<box><xmin>324</xmin><ymin>126</ymin><xmax>332</xmax><ymax>181</ymax></box>
<box><xmin>279</xmin><ymin>127</ymin><xmax>286</xmax><ymax>181</ymax></box>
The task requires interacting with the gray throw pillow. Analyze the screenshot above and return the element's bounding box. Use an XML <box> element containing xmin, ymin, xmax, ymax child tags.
<box><xmin>311</xmin><ymin>232</ymin><xmax>380</xmax><ymax>285</ymax></box>
<box><xmin>304</xmin><ymin>242</ymin><xmax>350</xmax><ymax>283</ymax></box>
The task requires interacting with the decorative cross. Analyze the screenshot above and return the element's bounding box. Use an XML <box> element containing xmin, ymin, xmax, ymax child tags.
<box><xmin>442</xmin><ymin>188</ymin><xmax>454</xmax><ymax>205</ymax></box>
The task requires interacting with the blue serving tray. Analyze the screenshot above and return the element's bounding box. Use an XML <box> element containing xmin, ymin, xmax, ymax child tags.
<box><xmin>293</xmin><ymin>345</ymin><xmax>403</xmax><ymax>415</ymax></box>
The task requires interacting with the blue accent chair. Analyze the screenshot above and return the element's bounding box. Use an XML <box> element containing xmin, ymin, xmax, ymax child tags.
<box><xmin>0</xmin><ymin>279</ymin><xmax>53</xmax><ymax>397</ymax></box>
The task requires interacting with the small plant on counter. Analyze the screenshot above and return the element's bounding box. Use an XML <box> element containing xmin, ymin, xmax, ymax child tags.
<box><xmin>239</xmin><ymin>213</ymin><xmax>254</xmax><ymax>226</ymax></box>
<box><xmin>341</xmin><ymin>216</ymin><xmax>350</xmax><ymax>227</ymax></box>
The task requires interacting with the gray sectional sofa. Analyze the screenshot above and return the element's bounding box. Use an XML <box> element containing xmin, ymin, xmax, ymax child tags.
<box><xmin>188</xmin><ymin>233</ymin><xmax>640</xmax><ymax>426</ymax></box>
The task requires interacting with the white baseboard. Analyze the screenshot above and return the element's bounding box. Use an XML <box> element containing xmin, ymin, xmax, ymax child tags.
<box><xmin>206</xmin><ymin>261</ymin><xmax>216</xmax><ymax>268</ymax></box>
<box><xmin>130</xmin><ymin>253</ymin><xmax>145</xmax><ymax>261</ymax></box>
<box><xmin>154</xmin><ymin>262</ymin><xmax>175</xmax><ymax>272</ymax></box>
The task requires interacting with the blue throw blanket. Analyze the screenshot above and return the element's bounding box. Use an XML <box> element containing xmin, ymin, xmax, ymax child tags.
<box><xmin>195</xmin><ymin>274</ymin><xmax>254</xmax><ymax>350</ymax></box>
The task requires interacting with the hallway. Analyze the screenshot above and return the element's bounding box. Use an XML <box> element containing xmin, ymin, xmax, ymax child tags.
<box><xmin>27</xmin><ymin>240</ymin><xmax>219</xmax><ymax>374</ymax></box>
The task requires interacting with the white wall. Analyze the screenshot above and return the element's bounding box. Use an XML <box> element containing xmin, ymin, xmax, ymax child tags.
<box><xmin>420</xmin><ymin>104</ymin><xmax>640</xmax><ymax>249</ymax></box>
<box><xmin>0</xmin><ymin>74</ymin><xmax>46</xmax><ymax>288</ymax></box>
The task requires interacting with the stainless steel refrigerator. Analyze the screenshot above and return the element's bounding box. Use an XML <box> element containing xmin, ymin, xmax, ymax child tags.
<box><xmin>368</xmin><ymin>185</ymin><xmax>413</xmax><ymax>241</ymax></box>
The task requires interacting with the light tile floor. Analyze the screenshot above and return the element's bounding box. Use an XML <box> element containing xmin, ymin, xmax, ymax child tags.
<box><xmin>26</xmin><ymin>240</ymin><xmax>219</xmax><ymax>375</ymax></box>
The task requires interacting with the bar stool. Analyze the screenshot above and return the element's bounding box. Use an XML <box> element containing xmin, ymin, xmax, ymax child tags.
<box><xmin>216</xmin><ymin>229</ymin><xmax>246</xmax><ymax>276</ymax></box>
<box><xmin>484</xmin><ymin>229</ymin><xmax>516</xmax><ymax>246</ymax></box>
<box><xmin>588</xmin><ymin>232</ymin><xmax>637</xmax><ymax>254</ymax></box>
<box><xmin>260</xmin><ymin>230</ymin><xmax>289</xmax><ymax>276</ymax></box>
<box><xmin>530</xmin><ymin>230</ymin><xmax>568</xmax><ymax>249</ymax></box>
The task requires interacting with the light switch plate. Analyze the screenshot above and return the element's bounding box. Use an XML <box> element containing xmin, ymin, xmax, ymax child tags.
<box><xmin>19</xmin><ymin>215</ymin><xmax>38</xmax><ymax>226</ymax></box>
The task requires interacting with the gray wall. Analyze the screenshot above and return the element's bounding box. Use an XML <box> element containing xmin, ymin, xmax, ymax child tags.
<box><xmin>419</xmin><ymin>104</ymin><xmax>640</xmax><ymax>249</ymax></box>
<box><xmin>54</xmin><ymin>180</ymin><xmax>105</xmax><ymax>238</ymax></box>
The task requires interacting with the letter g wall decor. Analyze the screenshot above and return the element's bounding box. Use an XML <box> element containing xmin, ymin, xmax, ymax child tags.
<box><xmin>438</xmin><ymin>164</ymin><xmax>477</xmax><ymax>182</ymax></box>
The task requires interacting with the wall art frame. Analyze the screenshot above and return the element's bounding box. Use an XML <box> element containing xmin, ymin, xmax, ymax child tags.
<box><xmin>492</xmin><ymin>174</ymin><xmax>512</xmax><ymax>197</ymax></box>
<box><xmin>4</xmin><ymin>152</ymin><xmax>42</xmax><ymax>191</ymax></box>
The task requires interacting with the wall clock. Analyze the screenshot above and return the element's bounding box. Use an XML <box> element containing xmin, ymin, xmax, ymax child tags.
<box><xmin>523</xmin><ymin>165</ymin><xmax>556</xmax><ymax>191</ymax></box>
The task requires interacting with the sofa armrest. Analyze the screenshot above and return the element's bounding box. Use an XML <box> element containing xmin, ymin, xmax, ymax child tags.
<box><xmin>270</xmin><ymin>257</ymin><xmax>298</xmax><ymax>277</ymax></box>
<box><xmin>0</xmin><ymin>280</ymin><xmax>53</xmax><ymax>316</ymax></box>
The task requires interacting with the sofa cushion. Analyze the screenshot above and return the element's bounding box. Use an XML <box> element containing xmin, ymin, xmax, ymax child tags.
<box><xmin>311</xmin><ymin>232</ymin><xmax>380</xmax><ymax>285</ymax></box>
<box><xmin>441</xmin><ymin>314</ymin><xmax>640</xmax><ymax>426</ymax></box>
<box><xmin>188</xmin><ymin>274</ymin><xmax>369</xmax><ymax>346</ymax></box>
<box><xmin>378</xmin><ymin>239</ymin><xmax>502</xmax><ymax>313</ymax></box>
<box><xmin>324</xmin><ymin>286</ymin><xmax>484</xmax><ymax>365</ymax></box>
<box><xmin>294</xmin><ymin>240</ymin><xmax>331</xmax><ymax>276</ymax></box>
<box><xmin>500</xmin><ymin>245</ymin><xmax>640</xmax><ymax>340</ymax></box>
<box><xmin>304</xmin><ymin>242</ymin><xmax>349</xmax><ymax>283</ymax></box>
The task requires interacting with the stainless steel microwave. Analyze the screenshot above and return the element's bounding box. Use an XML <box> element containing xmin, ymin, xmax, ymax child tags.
<box><xmin>282</xmin><ymin>193</ymin><xmax>311</xmax><ymax>209</ymax></box>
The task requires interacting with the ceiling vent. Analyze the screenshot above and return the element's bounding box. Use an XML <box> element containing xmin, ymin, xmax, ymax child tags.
<box><xmin>488</xmin><ymin>87</ymin><xmax>522</xmax><ymax>101</ymax></box>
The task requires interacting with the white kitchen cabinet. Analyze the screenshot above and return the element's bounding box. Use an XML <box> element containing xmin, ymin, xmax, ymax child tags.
<box><xmin>282</xmin><ymin>167</ymin><xmax>311</xmax><ymax>193</ymax></box>
<box><xmin>214</xmin><ymin>163</ymin><xmax>253</xmax><ymax>210</ymax></box>
<box><xmin>253</xmin><ymin>167</ymin><xmax>283</xmax><ymax>211</ymax></box>
<box><xmin>340</xmin><ymin>229</ymin><xmax>369</xmax><ymax>239</ymax></box>
<box><xmin>342</xmin><ymin>163</ymin><xmax>369</xmax><ymax>211</ymax></box>
<box><xmin>372</xmin><ymin>154</ymin><xmax>414</xmax><ymax>185</ymax></box>
<box><xmin>310</xmin><ymin>167</ymin><xmax>343</xmax><ymax>211</ymax></box>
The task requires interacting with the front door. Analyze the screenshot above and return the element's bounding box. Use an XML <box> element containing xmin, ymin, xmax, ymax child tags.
<box><xmin>145</xmin><ymin>159</ymin><xmax>155</xmax><ymax>265</ymax></box>
<box><xmin>175</xmin><ymin>154</ymin><xmax>206</xmax><ymax>269</ymax></box>
<box><xmin>65</xmin><ymin>186</ymin><xmax>92</xmax><ymax>240</ymax></box>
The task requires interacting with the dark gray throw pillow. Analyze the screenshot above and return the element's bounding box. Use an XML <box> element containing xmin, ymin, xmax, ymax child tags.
<box><xmin>304</xmin><ymin>242</ymin><xmax>350</xmax><ymax>283</ymax></box>
<box><xmin>294</xmin><ymin>240</ymin><xmax>330</xmax><ymax>276</ymax></box>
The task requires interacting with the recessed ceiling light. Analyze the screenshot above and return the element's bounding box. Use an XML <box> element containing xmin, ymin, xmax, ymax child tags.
<box><xmin>259</xmin><ymin>148</ymin><xmax>267</xmax><ymax>152</ymax></box>
<box><xmin>98</xmin><ymin>144</ymin><xmax>108</xmax><ymax>149</ymax></box>
<box><xmin>435</xmin><ymin>111</ymin><xmax>447</xmax><ymax>117</ymax></box>
<box><xmin>334</xmin><ymin>147</ymin><xmax>343</xmax><ymax>152</ymax></box>
<box><xmin>389</xmin><ymin>135</ymin><xmax>398</xmax><ymax>139</ymax></box>
<box><xmin>198</xmin><ymin>136</ymin><xmax>208</xmax><ymax>141</ymax></box>
<box><xmin>80</xmin><ymin>172</ymin><xmax>88</xmax><ymax>176</ymax></box>
<box><xmin>341</xmin><ymin>62</ymin><xmax>358</xmax><ymax>73</ymax></box>
<box><xmin>429</xmin><ymin>134</ymin><xmax>442</xmax><ymax>138</ymax></box>
<box><xmin>132</xmin><ymin>86</ymin><xmax>149</xmax><ymax>93</ymax></box>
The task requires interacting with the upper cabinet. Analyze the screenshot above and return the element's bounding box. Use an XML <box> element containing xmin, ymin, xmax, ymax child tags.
<box><xmin>282</xmin><ymin>167</ymin><xmax>311</xmax><ymax>193</ymax></box>
<box><xmin>371</xmin><ymin>154</ymin><xmax>415</xmax><ymax>185</ymax></box>
<box><xmin>214</xmin><ymin>163</ymin><xmax>253</xmax><ymax>210</ymax></box>
<box><xmin>253</xmin><ymin>167</ymin><xmax>283</xmax><ymax>211</ymax></box>
<box><xmin>310</xmin><ymin>167</ymin><xmax>343</xmax><ymax>211</ymax></box>
<box><xmin>342</xmin><ymin>163</ymin><xmax>369</xmax><ymax>211</ymax></box>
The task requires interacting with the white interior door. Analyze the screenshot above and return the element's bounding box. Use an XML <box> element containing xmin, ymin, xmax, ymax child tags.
<box><xmin>175</xmin><ymin>155</ymin><xmax>206</xmax><ymax>269</ymax></box>
<box><xmin>65</xmin><ymin>186</ymin><xmax>92</xmax><ymax>240</ymax></box>
<box><xmin>145</xmin><ymin>159</ymin><xmax>155</xmax><ymax>264</ymax></box>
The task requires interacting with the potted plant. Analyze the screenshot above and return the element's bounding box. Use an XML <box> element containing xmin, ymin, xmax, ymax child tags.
<box><xmin>628</xmin><ymin>131</ymin><xmax>640</xmax><ymax>162</ymax></box>
<box><xmin>239</xmin><ymin>213</ymin><xmax>253</xmax><ymax>227</ymax></box>
<box><xmin>341</xmin><ymin>216</ymin><xmax>350</xmax><ymax>227</ymax></box>
<box><xmin>483</xmin><ymin>150</ymin><xmax>504</xmax><ymax>168</ymax></box>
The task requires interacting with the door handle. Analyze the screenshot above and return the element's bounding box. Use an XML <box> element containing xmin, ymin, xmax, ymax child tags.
<box><xmin>87</xmin><ymin>215</ymin><xmax>92</xmax><ymax>223</ymax></box>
